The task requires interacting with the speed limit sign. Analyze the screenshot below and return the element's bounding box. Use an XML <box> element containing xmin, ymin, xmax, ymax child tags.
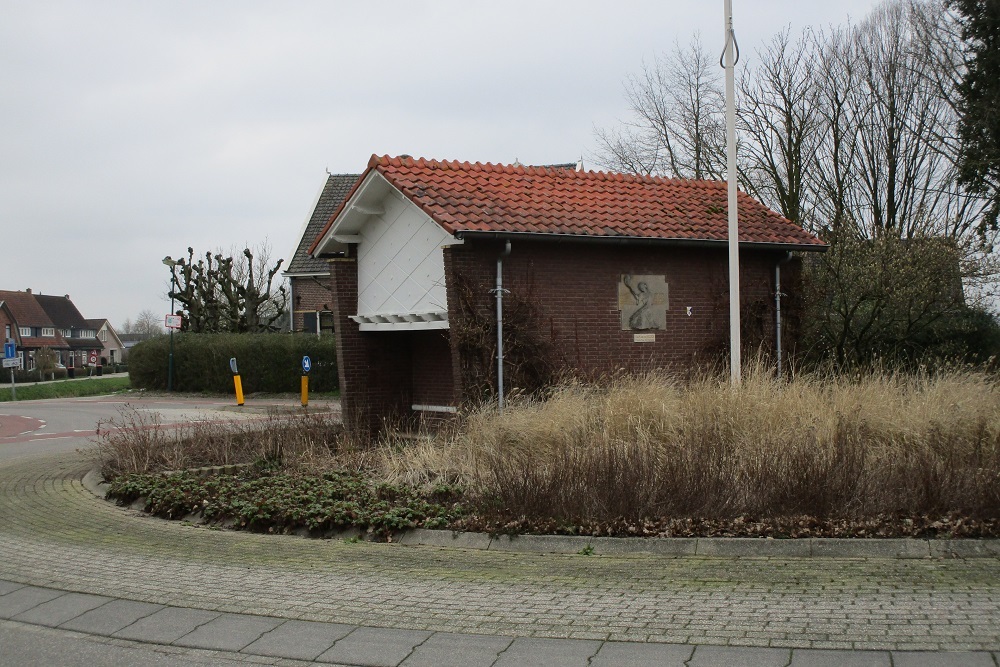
<box><xmin>89</xmin><ymin>351</ymin><xmax>98</xmax><ymax>365</ymax></box>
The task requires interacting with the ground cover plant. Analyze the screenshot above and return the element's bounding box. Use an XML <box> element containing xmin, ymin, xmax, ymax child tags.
<box><xmin>96</xmin><ymin>367</ymin><xmax>1000</xmax><ymax>538</ymax></box>
<box><xmin>96</xmin><ymin>407</ymin><xmax>465</xmax><ymax>537</ymax></box>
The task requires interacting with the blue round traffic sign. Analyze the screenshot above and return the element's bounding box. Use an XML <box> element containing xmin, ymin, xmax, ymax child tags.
<box><xmin>302</xmin><ymin>356</ymin><xmax>311</xmax><ymax>373</ymax></box>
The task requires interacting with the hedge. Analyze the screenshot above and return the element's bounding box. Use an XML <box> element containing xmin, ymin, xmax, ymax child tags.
<box><xmin>128</xmin><ymin>333</ymin><xmax>338</xmax><ymax>394</ymax></box>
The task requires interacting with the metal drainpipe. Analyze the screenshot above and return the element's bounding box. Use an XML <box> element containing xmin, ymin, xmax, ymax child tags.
<box><xmin>775</xmin><ymin>252</ymin><xmax>794</xmax><ymax>377</ymax></box>
<box><xmin>496</xmin><ymin>241</ymin><xmax>512</xmax><ymax>413</ymax></box>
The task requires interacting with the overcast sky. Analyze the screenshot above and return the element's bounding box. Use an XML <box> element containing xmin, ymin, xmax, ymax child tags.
<box><xmin>0</xmin><ymin>1</ymin><xmax>882</xmax><ymax>329</ymax></box>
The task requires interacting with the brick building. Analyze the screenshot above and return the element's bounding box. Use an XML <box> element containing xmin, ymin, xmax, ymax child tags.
<box><xmin>309</xmin><ymin>156</ymin><xmax>825</xmax><ymax>433</ymax></box>
<box><xmin>284</xmin><ymin>173</ymin><xmax>359</xmax><ymax>335</ymax></box>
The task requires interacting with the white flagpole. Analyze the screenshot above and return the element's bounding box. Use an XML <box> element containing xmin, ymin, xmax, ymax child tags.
<box><xmin>724</xmin><ymin>0</ymin><xmax>741</xmax><ymax>385</ymax></box>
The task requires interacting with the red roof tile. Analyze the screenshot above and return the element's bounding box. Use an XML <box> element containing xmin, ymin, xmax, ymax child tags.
<box><xmin>0</xmin><ymin>291</ymin><xmax>55</xmax><ymax>328</ymax></box>
<box><xmin>311</xmin><ymin>155</ymin><xmax>825</xmax><ymax>254</ymax></box>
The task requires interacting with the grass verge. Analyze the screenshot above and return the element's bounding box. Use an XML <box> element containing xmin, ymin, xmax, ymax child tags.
<box><xmin>0</xmin><ymin>376</ymin><xmax>132</xmax><ymax>402</ymax></box>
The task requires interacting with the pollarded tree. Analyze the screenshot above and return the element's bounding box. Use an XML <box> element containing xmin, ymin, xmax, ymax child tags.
<box><xmin>164</xmin><ymin>244</ymin><xmax>288</xmax><ymax>334</ymax></box>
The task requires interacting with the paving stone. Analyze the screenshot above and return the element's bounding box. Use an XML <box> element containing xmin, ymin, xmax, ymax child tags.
<box><xmin>0</xmin><ymin>586</ymin><xmax>63</xmax><ymax>619</ymax></box>
<box><xmin>493</xmin><ymin>636</ymin><xmax>602</xmax><ymax>666</ymax></box>
<box><xmin>12</xmin><ymin>591</ymin><xmax>111</xmax><ymax>627</ymax></box>
<box><xmin>173</xmin><ymin>612</ymin><xmax>283</xmax><ymax>651</ymax></box>
<box><xmin>400</xmin><ymin>631</ymin><xmax>512</xmax><ymax>666</ymax></box>
<box><xmin>688</xmin><ymin>645</ymin><xmax>791</xmax><ymax>666</ymax></box>
<box><xmin>0</xmin><ymin>580</ymin><xmax>24</xmax><ymax>596</ymax></box>
<box><xmin>242</xmin><ymin>619</ymin><xmax>355</xmax><ymax>661</ymax></box>
<box><xmin>1</xmin><ymin>446</ymin><xmax>1000</xmax><ymax>657</ymax></box>
<box><xmin>590</xmin><ymin>640</ymin><xmax>693</xmax><ymax>666</ymax></box>
<box><xmin>790</xmin><ymin>648</ymin><xmax>891</xmax><ymax>666</ymax></box>
<box><xmin>316</xmin><ymin>626</ymin><xmax>432</xmax><ymax>667</ymax></box>
<box><xmin>891</xmin><ymin>651</ymin><xmax>997</xmax><ymax>666</ymax></box>
<box><xmin>112</xmin><ymin>607</ymin><xmax>220</xmax><ymax>644</ymax></box>
<box><xmin>59</xmin><ymin>599</ymin><xmax>165</xmax><ymax>635</ymax></box>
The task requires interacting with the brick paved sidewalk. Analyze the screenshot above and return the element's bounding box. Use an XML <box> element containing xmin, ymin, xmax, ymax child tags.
<box><xmin>0</xmin><ymin>450</ymin><xmax>998</xmax><ymax>655</ymax></box>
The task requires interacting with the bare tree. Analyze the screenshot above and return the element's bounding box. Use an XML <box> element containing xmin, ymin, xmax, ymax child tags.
<box><xmin>594</xmin><ymin>35</ymin><xmax>726</xmax><ymax>179</ymax></box>
<box><xmin>119</xmin><ymin>310</ymin><xmax>164</xmax><ymax>336</ymax></box>
<box><xmin>737</xmin><ymin>29</ymin><xmax>821</xmax><ymax>225</ymax></box>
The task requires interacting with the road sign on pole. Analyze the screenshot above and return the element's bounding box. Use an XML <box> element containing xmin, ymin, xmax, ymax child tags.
<box><xmin>3</xmin><ymin>358</ymin><xmax>22</xmax><ymax>368</ymax></box>
<box><xmin>4</xmin><ymin>340</ymin><xmax>14</xmax><ymax>359</ymax></box>
<box><xmin>302</xmin><ymin>356</ymin><xmax>311</xmax><ymax>373</ymax></box>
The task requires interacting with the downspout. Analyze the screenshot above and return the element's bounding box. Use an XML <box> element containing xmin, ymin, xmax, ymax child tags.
<box><xmin>775</xmin><ymin>252</ymin><xmax>794</xmax><ymax>377</ymax></box>
<box><xmin>495</xmin><ymin>241</ymin><xmax>512</xmax><ymax>413</ymax></box>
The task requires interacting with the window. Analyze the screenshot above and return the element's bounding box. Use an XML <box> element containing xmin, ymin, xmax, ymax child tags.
<box><xmin>99</xmin><ymin>330</ymin><xmax>107</xmax><ymax>342</ymax></box>
<box><xmin>42</xmin><ymin>327</ymin><xmax>55</xmax><ymax>337</ymax></box>
<box><xmin>320</xmin><ymin>311</ymin><xmax>335</xmax><ymax>334</ymax></box>
<box><xmin>4</xmin><ymin>325</ymin><xmax>9</xmax><ymax>339</ymax></box>
<box><xmin>60</xmin><ymin>329</ymin><xmax>71</xmax><ymax>337</ymax></box>
<box><xmin>19</xmin><ymin>327</ymin><xmax>30</xmax><ymax>337</ymax></box>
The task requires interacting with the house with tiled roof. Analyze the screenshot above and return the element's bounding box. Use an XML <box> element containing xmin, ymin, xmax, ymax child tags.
<box><xmin>85</xmin><ymin>318</ymin><xmax>125</xmax><ymax>366</ymax></box>
<box><xmin>283</xmin><ymin>173</ymin><xmax>360</xmax><ymax>334</ymax></box>
<box><xmin>0</xmin><ymin>289</ymin><xmax>71</xmax><ymax>370</ymax></box>
<box><xmin>34</xmin><ymin>294</ymin><xmax>104</xmax><ymax>369</ymax></box>
<box><xmin>309</xmin><ymin>155</ymin><xmax>826</xmax><ymax>433</ymax></box>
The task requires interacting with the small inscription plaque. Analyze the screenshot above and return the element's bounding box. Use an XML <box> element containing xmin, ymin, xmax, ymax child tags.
<box><xmin>633</xmin><ymin>333</ymin><xmax>656</xmax><ymax>343</ymax></box>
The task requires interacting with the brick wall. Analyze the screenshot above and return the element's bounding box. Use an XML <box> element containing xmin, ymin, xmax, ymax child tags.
<box><xmin>290</xmin><ymin>275</ymin><xmax>333</xmax><ymax>333</ymax></box>
<box><xmin>444</xmin><ymin>239</ymin><xmax>790</xmax><ymax>398</ymax></box>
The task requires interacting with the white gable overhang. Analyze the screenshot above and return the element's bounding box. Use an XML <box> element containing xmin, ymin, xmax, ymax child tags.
<box><xmin>313</xmin><ymin>172</ymin><xmax>461</xmax><ymax>332</ymax></box>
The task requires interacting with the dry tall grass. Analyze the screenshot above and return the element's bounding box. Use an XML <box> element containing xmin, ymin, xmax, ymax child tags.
<box><xmin>94</xmin><ymin>405</ymin><xmax>343</xmax><ymax>478</ymax></box>
<box><xmin>378</xmin><ymin>365</ymin><xmax>1000</xmax><ymax>522</ymax></box>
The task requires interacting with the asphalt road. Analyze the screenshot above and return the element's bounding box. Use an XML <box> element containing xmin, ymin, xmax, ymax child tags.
<box><xmin>0</xmin><ymin>393</ymin><xmax>303</xmax><ymax>462</ymax></box>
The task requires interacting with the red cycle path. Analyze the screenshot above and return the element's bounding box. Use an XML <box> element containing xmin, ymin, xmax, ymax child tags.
<box><xmin>0</xmin><ymin>415</ymin><xmax>45</xmax><ymax>439</ymax></box>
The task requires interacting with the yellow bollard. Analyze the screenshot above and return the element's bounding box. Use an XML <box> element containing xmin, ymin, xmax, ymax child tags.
<box><xmin>229</xmin><ymin>357</ymin><xmax>244</xmax><ymax>406</ymax></box>
<box><xmin>300</xmin><ymin>355</ymin><xmax>311</xmax><ymax>408</ymax></box>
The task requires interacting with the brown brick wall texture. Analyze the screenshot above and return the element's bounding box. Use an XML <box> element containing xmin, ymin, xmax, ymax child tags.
<box><xmin>290</xmin><ymin>276</ymin><xmax>334</xmax><ymax>332</ymax></box>
<box><xmin>444</xmin><ymin>240</ymin><xmax>786</xmax><ymax>386</ymax></box>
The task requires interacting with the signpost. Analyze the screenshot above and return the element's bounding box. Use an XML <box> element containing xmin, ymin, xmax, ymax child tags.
<box><xmin>164</xmin><ymin>314</ymin><xmax>181</xmax><ymax>392</ymax></box>
<box><xmin>4</xmin><ymin>339</ymin><xmax>17</xmax><ymax>400</ymax></box>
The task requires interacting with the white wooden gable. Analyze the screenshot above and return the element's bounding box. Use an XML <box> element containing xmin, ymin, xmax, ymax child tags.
<box><xmin>313</xmin><ymin>172</ymin><xmax>461</xmax><ymax>331</ymax></box>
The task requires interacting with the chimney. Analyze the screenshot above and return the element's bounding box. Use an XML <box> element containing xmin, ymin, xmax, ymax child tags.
<box><xmin>25</xmin><ymin>288</ymin><xmax>31</xmax><ymax>294</ymax></box>
<box><xmin>64</xmin><ymin>294</ymin><xmax>70</xmax><ymax>300</ymax></box>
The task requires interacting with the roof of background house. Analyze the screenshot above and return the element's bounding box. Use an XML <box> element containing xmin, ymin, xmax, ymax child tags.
<box><xmin>0</xmin><ymin>291</ymin><xmax>70</xmax><ymax>350</ymax></box>
<box><xmin>286</xmin><ymin>173</ymin><xmax>360</xmax><ymax>275</ymax></box>
<box><xmin>312</xmin><ymin>155</ymin><xmax>825</xmax><ymax>252</ymax></box>
<box><xmin>34</xmin><ymin>294</ymin><xmax>88</xmax><ymax>329</ymax></box>
<box><xmin>0</xmin><ymin>290</ymin><xmax>55</xmax><ymax>328</ymax></box>
<box><xmin>34</xmin><ymin>294</ymin><xmax>101</xmax><ymax>350</ymax></box>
